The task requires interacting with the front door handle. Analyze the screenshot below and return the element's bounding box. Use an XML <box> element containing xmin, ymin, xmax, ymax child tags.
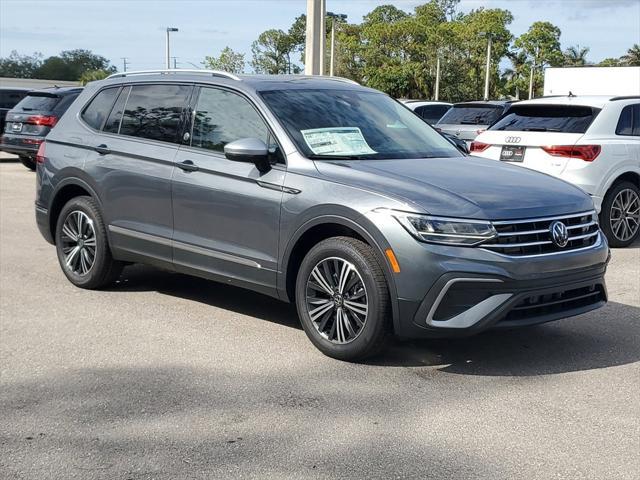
<box><xmin>178</xmin><ymin>160</ymin><xmax>199</xmax><ymax>172</ymax></box>
<box><xmin>94</xmin><ymin>144</ymin><xmax>111</xmax><ymax>155</ymax></box>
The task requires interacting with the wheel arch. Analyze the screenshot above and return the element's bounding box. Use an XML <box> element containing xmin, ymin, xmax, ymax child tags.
<box><xmin>279</xmin><ymin>215</ymin><xmax>401</xmax><ymax>334</ymax></box>
<box><xmin>48</xmin><ymin>177</ymin><xmax>102</xmax><ymax>243</ymax></box>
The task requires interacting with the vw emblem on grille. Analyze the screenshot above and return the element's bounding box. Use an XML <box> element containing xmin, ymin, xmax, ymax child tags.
<box><xmin>505</xmin><ymin>136</ymin><xmax>521</xmax><ymax>143</ymax></box>
<box><xmin>550</xmin><ymin>221</ymin><xmax>569</xmax><ymax>248</ymax></box>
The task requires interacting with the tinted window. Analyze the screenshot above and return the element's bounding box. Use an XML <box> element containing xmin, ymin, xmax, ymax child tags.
<box><xmin>55</xmin><ymin>92</ymin><xmax>81</xmax><ymax>113</ymax></box>
<box><xmin>119</xmin><ymin>84</ymin><xmax>191</xmax><ymax>143</ymax></box>
<box><xmin>191</xmin><ymin>87</ymin><xmax>270</xmax><ymax>153</ymax></box>
<box><xmin>616</xmin><ymin>104</ymin><xmax>640</xmax><ymax>136</ymax></box>
<box><xmin>104</xmin><ymin>86</ymin><xmax>130</xmax><ymax>134</ymax></box>
<box><xmin>491</xmin><ymin>105</ymin><xmax>598</xmax><ymax>133</ymax></box>
<box><xmin>81</xmin><ymin>88</ymin><xmax>119</xmax><ymax>130</ymax></box>
<box><xmin>0</xmin><ymin>90</ymin><xmax>29</xmax><ymax>109</ymax></box>
<box><xmin>14</xmin><ymin>93</ymin><xmax>60</xmax><ymax>112</ymax></box>
<box><xmin>437</xmin><ymin>105</ymin><xmax>503</xmax><ymax>125</ymax></box>
<box><xmin>415</xmin><ymin>105</ymin><xmax>450</xmax><ymax>124</ymax></box>
<box><xmin>261</xmin><ymin>89</ymin><xmax>457</xmax><ymax>160</ymax></box>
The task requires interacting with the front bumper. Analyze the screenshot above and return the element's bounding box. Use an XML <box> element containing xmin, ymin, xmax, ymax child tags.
<box><xmin>365</xmin><ymin>210</ymin><xmax>610</xmax><ymax>339</ymax></box>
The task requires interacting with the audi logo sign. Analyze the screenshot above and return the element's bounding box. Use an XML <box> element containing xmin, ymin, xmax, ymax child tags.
<box><xmin>505</xmin><ymin>136</ymin><xmax>521</xmax><ymax>143</ymax></box>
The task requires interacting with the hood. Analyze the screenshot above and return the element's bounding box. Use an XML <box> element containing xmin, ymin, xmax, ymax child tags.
<box><xmin>314</xmin><ymin>156</ymin><xmax>594</xmax><ymax>220</ymax></box>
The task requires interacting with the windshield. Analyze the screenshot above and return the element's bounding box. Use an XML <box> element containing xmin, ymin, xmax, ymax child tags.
<box><xmin>437</xmin><ymin>105</ymin><xmax>503</xmax><ymax>126</ymax></box>
<box><xmin>260</xmin><ymin>89</ymin><xmax>458</xmax><ymax>160</ymax></box>
<box><xmin>490</xmin><ymin>104</ymin><xmax>599</xmax><ymax>133</ymax></box>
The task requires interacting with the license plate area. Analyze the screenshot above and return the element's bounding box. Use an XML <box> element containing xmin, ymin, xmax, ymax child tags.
<box><xmin>500</xmin><ymin>145</ymin><xmax>525</xmax><ymax>162</ymax></box>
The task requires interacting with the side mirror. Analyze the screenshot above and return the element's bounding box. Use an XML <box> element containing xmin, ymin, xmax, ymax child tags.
<box><xmin>224</xmin><ymin>138</ymin><xmax>271</xmax><ymax>173</ymax></box>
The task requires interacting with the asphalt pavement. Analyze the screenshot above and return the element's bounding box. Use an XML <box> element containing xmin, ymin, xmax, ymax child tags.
<box><xmin>1</xmin><ymin>156</ymin><xmax>639</xmax><ymax>479</ymax></box>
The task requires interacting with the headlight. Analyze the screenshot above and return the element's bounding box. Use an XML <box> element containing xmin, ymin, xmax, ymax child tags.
<box><xmin>391</xmin><ymin>211</ymin><xmax>497</xmax><ymax>246</ymax></box>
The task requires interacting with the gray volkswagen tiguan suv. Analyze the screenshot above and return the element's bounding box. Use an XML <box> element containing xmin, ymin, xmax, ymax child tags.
<box><xmin>35</xmin><ymin>70</ymin><xmax>609</xmax><ymax>361</ymax></box>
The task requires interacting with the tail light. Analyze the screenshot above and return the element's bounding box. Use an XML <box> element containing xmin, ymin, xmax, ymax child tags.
<box><xmin>26</xmin><ymin>115</ymin><xmax>58</xmax><ymax>127</ymax></box>
<box><xmin>470</xmin><ymin>141</ymin><xmax>491</xmax><ymax>153</ymax></box>
<box><xmin>541</xmin><ymin>145</ymin><xmax>601</xmax><ymax>162</ymax></box>
<box><xmin>36</xmin><ymin>142</ymin><xmax>46</xmax><ymax>165</ymax></box>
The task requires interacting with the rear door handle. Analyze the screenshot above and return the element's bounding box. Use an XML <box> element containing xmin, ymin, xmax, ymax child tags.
<box><xmin>178</xmin><ymin>160</ymin><xmax>199</xmax><ymax>172</ymax></box>
<box><xmin>94</xmin><ymin>144</ymin><xmax>111</xmax><ymax>155</ymax></box>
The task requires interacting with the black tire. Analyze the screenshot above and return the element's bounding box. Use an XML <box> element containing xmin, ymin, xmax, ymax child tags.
<box><xmin>295</xmin><ymin>236</ymin><xmax>390</xmax><ymax>361</ymax></box>
<box><xmin>55</xmin><ymin>196</ymin><xmax>123</xmax><ymax>289</ymax></box>
<box><xmin>19</xmin><ymin>155</ymin><xmax>36</xmax><ymax>171</ymax></box>
<box><xmin>599</xmin><ymin>181</ymin><xmax>640</xmax><ymax>248</ymax></box>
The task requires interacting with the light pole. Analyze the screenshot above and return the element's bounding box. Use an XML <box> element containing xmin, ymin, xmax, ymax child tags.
<box><xmin>481</xmin><ymin>33</ymin><xmax>493</xmax><ymax>101</ymax></box>
<box><xmin>165</xmin><ymin>27</ymin><xmax>179</xmax><ymax>69</ymax></box>
<box><xmin>327</xmin><ymin>12</ymin><xmax>347</xmax><ymax>77</ymax></box>
<box><xmin>435</xmin><ymin>55</ymin><xmax>441</xmax><ymax>101</ymax></box>
<box><xmin>305</xmin><ymin>0</ymin><xmax>326</xmax><ymax>75</ymax></box>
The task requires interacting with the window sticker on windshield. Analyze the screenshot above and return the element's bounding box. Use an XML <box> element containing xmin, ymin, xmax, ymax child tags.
<box><xmin>301</xmin><ymin>127</ymin><xmax>377</xmax><ymax>156</ymax></box>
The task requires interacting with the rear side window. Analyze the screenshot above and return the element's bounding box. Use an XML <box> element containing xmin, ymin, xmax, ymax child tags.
<box><xmin>616</xmin><ymin>104</ymin><xmax>640</xmax><ymax>136</ymax></box>
<box><xmin>191</xmin><ymin>87</ymin><xmax>269</xmax><ymax>153</ymax></box>
<box><xmin>119</xmin><ymin>84</ymin><xmax>191</xmax><ymax>143</ymax></box>
<box><xmin>104</xmin><ymin>86</ymin><xmax>130</xmax><ymax>134</ymax></box>
<box><xmin>438</xmin><ymin>105</ymin><xmax>503</xmax><ymax>125</ymax></box>
<box><xmin>14</xmin><ymin>93</ymin><xmax>60</xmax><ymax>112</ymax></box>
<box><xmin>0</xmin><ymin>90</ymin><xmax>29</xmax><ymax>109</ymax></box>
<box><xmin>82</xmin><ymin>88</ymin><xmax>119</xmax><ymax>130</ymax></box>
<box><xmin>490</xmin><ymin>105</ymin><xmax>598</xmax><ymax>133</ymax></box>
<box><xmin>415</xmin><ymin>105</ymin><xmax>450</xmax><ymax>124</ymax></box>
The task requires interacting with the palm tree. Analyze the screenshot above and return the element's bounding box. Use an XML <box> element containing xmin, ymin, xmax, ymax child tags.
<box><xmin>621</xmin><ymin>44</ymin><xmax>640</xmax><ymax>66</ymax></box>
<box><xmin>563</xmin><ymin>45</ymin><xmax>590</xmax><ymax>66</ymax></box>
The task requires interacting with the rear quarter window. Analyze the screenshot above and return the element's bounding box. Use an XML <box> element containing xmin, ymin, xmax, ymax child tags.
<box><xmin>490</xmin><ymin>105</ymin><xmax>599</xmax><ymax>133</ymax></box>
<box><xmin>615</xmin><ymin>104</ymin><xmax>639</xmax><ymax>136</ymax></box>
<box><xmin>82</xmin><ymin>88</ymin><xmax>120</xmax><ymax>130</ymax></box>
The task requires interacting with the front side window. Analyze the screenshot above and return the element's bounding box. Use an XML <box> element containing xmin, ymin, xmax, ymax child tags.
<box><xmin>260</xmin><ymin>89</ymin><xmax>457</xmax><ymax>160</ymax></box>
<box><xmin>491</xmin><ymin>104</ymin><xmax>599</xmax><ymax>133</ymax></box>
<box><xmin>191</xmin><ymin>87</ymin><xmax>271</xmax><ymax>153</ymax></box>
<box><xmin>81</xmin><ymin>87</ymin><xmax>119</xmax><ymax>130</ymax></box>
<box><xmin>119</xmin><ymin>84</ymin><xmax>191</xmax><ymax>143</ymax></box>
<box><xmin>616</xmin><ymin>104</ymin><xmax>639</xmax><ymax>136</ymax></box>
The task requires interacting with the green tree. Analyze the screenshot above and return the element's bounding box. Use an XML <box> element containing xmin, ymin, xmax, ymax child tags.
<box><xmin>621</xmin><ymin>44</ymin><xmax>640</xmax><ymax>66</ymax></box>
<box><xmin>514</xmin><ymin>21</ymin><xmax>564</xmax><ymax>97</ymax></box>
<box><xmin>79</xmin><ymin>69</ymin><xmax>111</xmax><ymax>85</ymax></box>
<box><xmin>598</xmin><ymin>57</ymin><xmax>622</xmax><ymax>67</ymax></box>
<box><xmin>35</xmin><ymin>49</ymin><xmax>115</xmax><ymax>80</ymax></box>
<box><xmin>251</xmin><ymin>29</ymin><xmax>300</xmax><ymax>74</ymax></box>
<box><xmin>203</xmin><ymin>47</ymin><xmax>245</xmax><ymax>73</ymax></box>
<box><xmin>563</xmin><ymin>45</ymin><xmax>590</xmax><ymax>66</ymax></box>
<box><xmin>0</xmin><ymin>51</ymin><xmax>43</xmax><ymax>78</ymax></box>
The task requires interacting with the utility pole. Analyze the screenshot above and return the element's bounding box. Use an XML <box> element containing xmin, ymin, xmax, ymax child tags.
<box><xmin>327</xmin><ymin>12</ymin><xmax>347</xmax><ymax>77</ymax></box>
<box><xmin>435</xmin><ymin>56</ymin><xmax>441</xmax><ymax>101</ymax></box>
<box><xmin>483</xmin><ymin>34</ymin><xmax>493</xmax><ymax>101</ymax></box>
<box><xmin>121</xmin><ymin>57</ymin><xmax>129</xmax><ymax>72</ymax></box>
<box><xmin>528</xmin><ymin>45</ymin><xmax>539</xmax><ymax>100</ymax></box>
<box><xmin>166</xmin><ymin>27</ymin><xmax>179</xmax><ymax>69</ymax></box>
<box><xmin>171</xmin><ymin>57</ymin><xmax>178</xmax><ymax>69</ymax></box>
<box><xmin>304</xmin><ymin>0</ymin><xmax>326</xmax><ymax>75</ymax></box>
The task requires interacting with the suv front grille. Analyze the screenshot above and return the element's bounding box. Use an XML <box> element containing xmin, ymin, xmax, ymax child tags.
<box><xmin>482</xmin><ymin>211</ymin><xmax>600</xmax><ymax>257</ymax></box>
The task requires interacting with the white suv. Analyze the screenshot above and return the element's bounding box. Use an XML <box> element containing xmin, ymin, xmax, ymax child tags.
<box><xmin>470</xmin><ymin>96</ymin><xmax>640</xmax><ymax>247</ymax></box>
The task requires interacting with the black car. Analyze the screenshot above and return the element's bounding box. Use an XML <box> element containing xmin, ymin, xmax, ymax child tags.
<box><xmin>0</xmin><ymin>88</ymin><xmax>31</xmax><ymax>136</ymax></box>
<box><xmin>1</xmin><ymin>87</ymin><xmax>83</xmax><ymax>170</ymax></box>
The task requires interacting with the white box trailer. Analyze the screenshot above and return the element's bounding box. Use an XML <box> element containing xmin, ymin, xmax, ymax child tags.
<box><xmin>543</xmin><ymin>66</ymin><xmax>640</xmax><ymax>96</ymax></box>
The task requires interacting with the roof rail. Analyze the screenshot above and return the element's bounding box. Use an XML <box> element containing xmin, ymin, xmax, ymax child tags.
<box><xmin>610</xmin><ymin>95</ymin><xmax>640</xmax><ymax>101</ymax></box>
<box><xmin>106</xmin><ymin>69</ymin><xmax>241</xmax><ymax>81</ymax></box>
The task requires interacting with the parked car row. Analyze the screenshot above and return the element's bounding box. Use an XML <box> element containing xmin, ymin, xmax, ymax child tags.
<box><xmin>33</xmin><ymin>70</ymin><xmax>612</xmax><ymax>361</ymax></box>
<box><xmin>0</xmin><ymin>86</ymin><xmax>82</xmax><ymax>170</ymax></box>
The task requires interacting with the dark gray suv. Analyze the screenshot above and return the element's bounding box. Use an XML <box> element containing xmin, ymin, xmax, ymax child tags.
<box><xmin>35</xmin><ymin>70</ymin><xmax>609</xmax><ymax>361</ymax></box>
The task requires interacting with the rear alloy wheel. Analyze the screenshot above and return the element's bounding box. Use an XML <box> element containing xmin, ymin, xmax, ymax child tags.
<box><xmin>19</xmin><ymin>155</ymin><xmax>36</xmax><ymax>171</ymax></box>
<box><xmin>295</xmin><ymin>237</ymin><xmax>390</xmax><ymax>361</ymax></box>
<box><xmin>600</xmin><ymin>181</ymin><xmax>640</xmax><ymax>248</ymax></box>
<box><xmin>55</xmin><ymin>196</ymin><xmax>123</xmax><ymax>289</ymax></box>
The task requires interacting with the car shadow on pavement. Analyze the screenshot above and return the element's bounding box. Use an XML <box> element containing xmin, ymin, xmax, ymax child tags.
<box><xmin>110</xmin><ymin>264</ymin><xmax>301</xmax><ymax>330</ymax></box>
<box><xmin>109</xmin><ymin>266</ymin><xmax>640</xmax><ymax>378</ymax></box>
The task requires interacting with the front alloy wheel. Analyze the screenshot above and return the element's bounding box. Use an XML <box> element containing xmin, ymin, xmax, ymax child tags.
<box><xmin>306</xmin><ymin>257</ymin><xmax>368</xmax><ymax>344</ymax></box>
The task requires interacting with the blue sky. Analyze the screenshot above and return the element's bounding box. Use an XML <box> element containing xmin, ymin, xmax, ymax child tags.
<box><xmin>1</xmin><ymin>0</ymin><xmax>639</xmax><ymax>72</ymax></box>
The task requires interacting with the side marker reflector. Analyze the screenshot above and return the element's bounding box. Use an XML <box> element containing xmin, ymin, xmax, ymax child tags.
<box><xmin>385</xmin><ymin>249</ymin><xmax>401</xmax><ymax>273</ymax></box>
